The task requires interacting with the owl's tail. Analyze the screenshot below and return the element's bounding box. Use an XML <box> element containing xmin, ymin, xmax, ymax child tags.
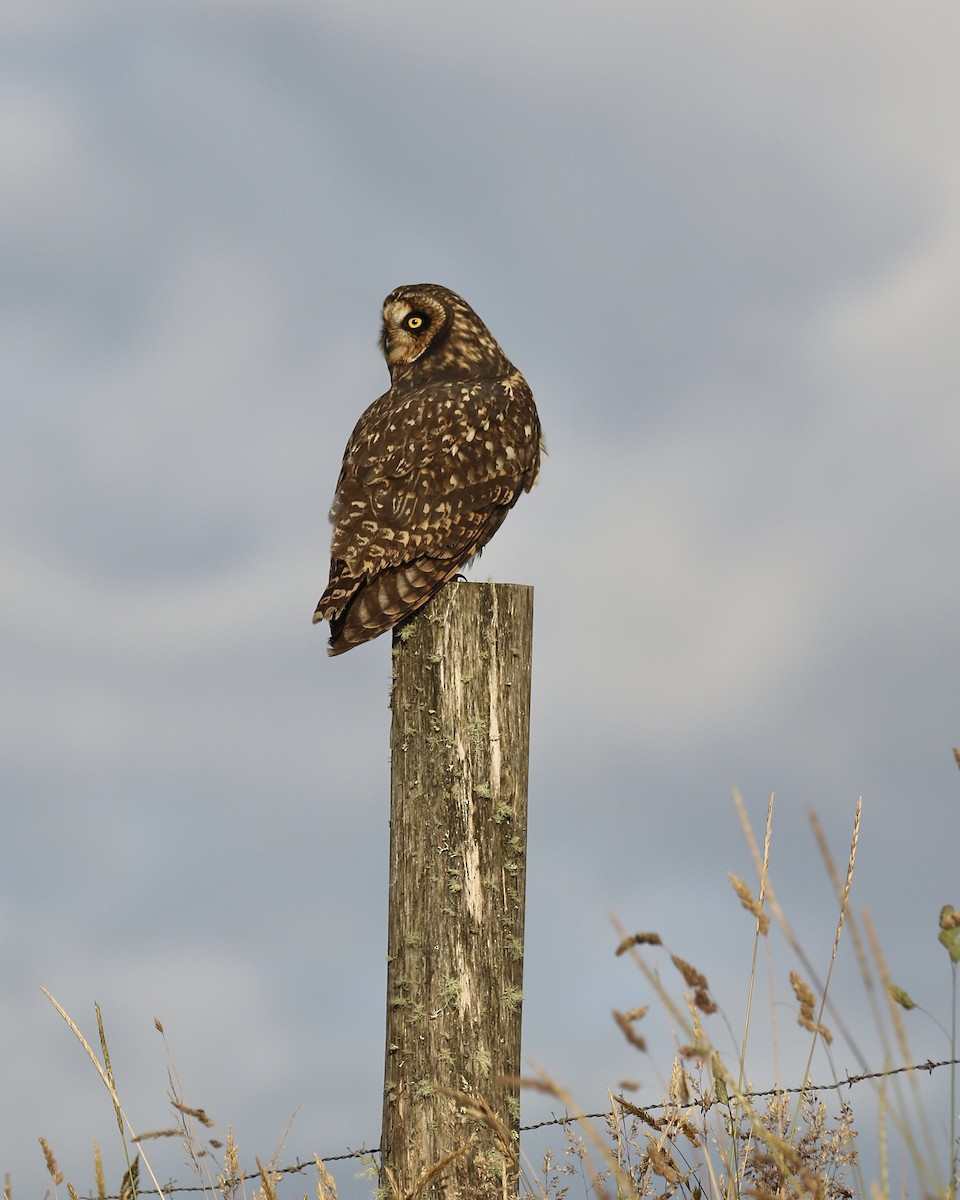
<box><xmin>314</xmin><ymin>558</ymin><xmax>462</xmax><ymax>656</ymax></box>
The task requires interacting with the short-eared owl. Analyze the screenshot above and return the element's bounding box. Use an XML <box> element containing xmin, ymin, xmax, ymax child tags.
<box><xmin>313</xmin><ymin>284</ymin><xmax>542</xmax><ymax>655</ymax></box>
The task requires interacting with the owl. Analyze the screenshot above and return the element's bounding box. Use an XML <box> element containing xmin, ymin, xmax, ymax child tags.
<box><xmin>313</xmin><ymin>283</ymin><xmax>542</xmax><ymax>655</ymax></box>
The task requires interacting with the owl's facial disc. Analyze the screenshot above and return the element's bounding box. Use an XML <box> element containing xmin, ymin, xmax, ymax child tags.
<box><xmin>381</xmin><ymin>297</ymin><xmax>441</xmax><ymax>365</ymax></box>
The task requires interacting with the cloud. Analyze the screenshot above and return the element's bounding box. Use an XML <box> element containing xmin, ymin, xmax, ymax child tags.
<box><xmin>4</xmin><ymin>4</ymin><xmax>960</xmax><ymax>1195</ymax></box>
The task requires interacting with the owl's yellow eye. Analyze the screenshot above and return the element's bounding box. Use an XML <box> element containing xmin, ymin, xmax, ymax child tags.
<box><xmin>403</xmin><ymin>313</ymin><xmax>427</xmax><ymax>331</ymax></box>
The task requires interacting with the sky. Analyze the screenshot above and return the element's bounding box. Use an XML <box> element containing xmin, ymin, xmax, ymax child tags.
<box><xmin>3</xmin><ymin>2</ymin><xmax>960</xmax><ymax>1195</ymax></box>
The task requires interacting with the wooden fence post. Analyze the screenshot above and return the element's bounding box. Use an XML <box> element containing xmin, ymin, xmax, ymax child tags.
<box><xmin>380</xmin><ymin>581</ymin><xmax>533</xmax><ymax>1200</ymax></box>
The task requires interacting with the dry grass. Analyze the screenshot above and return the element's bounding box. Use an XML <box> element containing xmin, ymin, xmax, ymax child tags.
<box><xmin>32</xmin><ymin>1004</ymin><xmax>363</xmax><ymax>1200</ymax></box>
<box><xmin>26</xmin><ymin>795</ymin><xmax>960</xmax><ymax>1200</ymax></box>
<box><xmin>516</xmin><ymin>794</ymin><xmax>958</xmax><ymax>1200</ymax></box>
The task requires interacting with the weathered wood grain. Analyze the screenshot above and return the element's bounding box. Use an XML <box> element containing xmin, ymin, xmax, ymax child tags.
<box><xmin>380</xmin><ymin>581</ymin><xmax>533</xmax><ymax>1200</ymax></box>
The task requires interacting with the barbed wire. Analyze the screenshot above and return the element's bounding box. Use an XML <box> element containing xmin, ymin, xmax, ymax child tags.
<box><xmin>106</xmin><ymin>1055</ymin><xmax>959</xmax><ymax>1198</ymax></box>
<box><xmin>519</xmin><ymin>1055</ymin><xmax>960</xmax><ymax>1130</ymax></box>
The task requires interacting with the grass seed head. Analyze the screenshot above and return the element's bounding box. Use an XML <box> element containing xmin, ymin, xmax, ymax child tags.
<box><xmin>615</xmin><ymin>931</ymin><xmax>663</xmax><ymax>955</ymax></box>
<box><xmin>729</xmin><ymin>872</ymin><xmax>770</xmax><ymax>933</ymax></box>
<box><xmin>39</xmin><ymin>1138</ymin><xmax>63</xmax><ymax>1186</ymax></box>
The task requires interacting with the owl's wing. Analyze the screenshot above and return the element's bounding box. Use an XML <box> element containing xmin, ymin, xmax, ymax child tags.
<box><xmin>315</xmin><ymin>376</ymin><xmax>539</xmax><ymax>654</ymax></box>
<box><xmin>331</xmin><ymin>377</ymin><xmax>537</xmax><ymax>572</ymax></box>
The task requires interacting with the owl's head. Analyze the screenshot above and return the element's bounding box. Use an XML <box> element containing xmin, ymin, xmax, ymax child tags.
<box><xmin>379</xmin><ymin>283</ymin><xmax>512</xmax><ymax>384</ymax></box>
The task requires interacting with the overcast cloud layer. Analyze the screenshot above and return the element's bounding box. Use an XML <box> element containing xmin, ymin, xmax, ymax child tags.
<box><xmin>3</xmin><ymin>3</ymin><xmax>960</xmax><ymax>1195</ymax></box>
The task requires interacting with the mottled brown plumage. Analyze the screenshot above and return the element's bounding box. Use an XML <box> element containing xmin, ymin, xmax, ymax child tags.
<box><xmin>313</xmin><ymin>284</ymin><xmax>542</xmax><ymax>655</ymax></box>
